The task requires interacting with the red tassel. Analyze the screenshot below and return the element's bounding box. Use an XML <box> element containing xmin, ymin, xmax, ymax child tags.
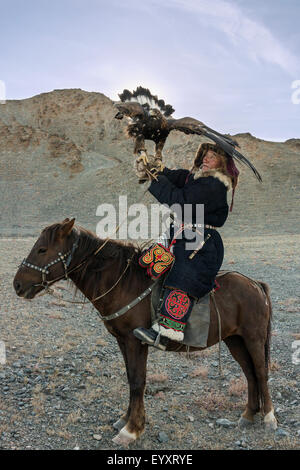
<box><xmin>169</xmin><ymin>238</ymin><xmax>177</xmax><ymax>249</ymax></box>
<box><xmin>184</xmin><ymin>172</ymin><xmax>191</xmax><ymax>185</ymax></box>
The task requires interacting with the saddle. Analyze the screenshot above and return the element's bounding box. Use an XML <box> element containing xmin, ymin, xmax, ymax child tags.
<box><xmin>150</xmin><ymin>270</ymin><xmax>231</xmax><ymax>348</ymax></box>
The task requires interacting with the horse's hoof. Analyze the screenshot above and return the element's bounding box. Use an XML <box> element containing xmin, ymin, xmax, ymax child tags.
<box><xmin>238</xmin><ymin>417</ymin><xmax>254</xmax><ymax>429</ymax></box>
<box><xmin>264</xmin><ymin>410</ymin><xmax>277</xmax><ymax>431</ymax></box>
<box><xmin>113</xmin><ymin>417</ymin><xmax>127</xmax><ymax>431</ymax></box>
<box><xmin>112</xmin><ymin>426</ymin><xmax>137</xmax><ymax>447</ymax></box>
<box><xmin>265</xmin><ymin>421</ymin><xmax>278</xmax><ymax>431</ymax></box>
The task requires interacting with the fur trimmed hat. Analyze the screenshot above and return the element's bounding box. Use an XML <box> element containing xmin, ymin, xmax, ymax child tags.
<box><xmin>192</xmin><ymin>143</ymin><xmax>240</xmax><ymax>212</ymax></box>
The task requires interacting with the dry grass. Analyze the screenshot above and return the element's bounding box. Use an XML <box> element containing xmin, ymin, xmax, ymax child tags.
<box><xmin>286</xmin><ymin>307</ymin><xmax>299</xmax><ymax>313</ymax></box>
<box><xmin>76</xmin><ymin>386</ymin><xmax>103</xmax><ymax>405</ymax></box>
<box><xmin>173</xmin><ymin>423</ymin><xmax>193</xmax><ymax>442</ymax></box>
<box><xmin>188</xmin><ymin>346</ymin><xmax>216</xmax><ymax>359</ymax></box>
<box><xmin>195</xmin><ymin>390</ymin><xmax>231</xmax><ymax>411</ymax></box>
<box><xmin>9</xmin><ymin>413</ymin><xmax>23</xmax><ymax>425</ymax></box>
<box><xmin>147</xmin><ymin>373</ymin><xmax>168</xmax><ymax>383</ymax></box>
<box><xmin>84</xmin><ymin>362</ymin><xmax>95</xmax><ymax>374</ymax></box>
<box><xmin>278</xmin><ymin>297</ymin><xmax>298</xmax><ymax>306</ymax></box>
<box><xmin>169</xmin><ymin>399</ymin><xmax>188</xmax><ymax>414</ymax></box>
<box><xmin>46</xmin><ymin>428</ymin><xmax>72</xmax><ymax>440</ymax></box>
<box><xmin>47</xmin><ymin>381</ymin><xmax>57</xmax><ymax>394</ymax></box>
<box><xmin>95</xmin><ymin>337</ymin><xmax>108</xmax><ymax>347</ymax></box>
<box><xmin>270</xmin><ymin>361</ymin><xmax>281</xmax><ymax>371</ymax></box>
<box><xmin>91</xmin><ymin>357</ymin><xmax>101</xmax><ymax>368</ymax></box>
<box><xmin>290</xmin><ymin>333</ymin><xmax>300</xmax><ymax>340</ymax></box>
<box><xmin>189</xmin><ymin>366</ymin><xmax>208</xmax><ymax>378</ymax></box>
<box><xmin>31</xmin><ymin>384</ymin><xmax>46</xmax><ymax>415</ymax></box>
<box><xmin>0</xmin><ymin>423</ymin><xmax>9</xmax><ymax>434</ymax></box>
<box><xmin>66</xmin><ymin>410</ymin><xmax>81</xmax><ymax>424</ymax></box>
<box><xmin>31</xmin><ymin>393</ymin><xmax>46</xmax><ymax>415</ymax></box>
<box><xmin>228</xmin><ymin>376</ymin><xmax>247</xmax><ymax>397</ymax></box>
<box><xmin>47</xmin><ymin>313</ymin><xmax>64</xmax><ymax>319</ymax></box>
<box><xmin>284</xmin><ymin>379</ymin><xmax>297</xmax><ymax>388</ymax></box>
<box><xmin>278</xmin><ymin>297</ymin><xmax>299</xmax><ymax>313</ymax></box>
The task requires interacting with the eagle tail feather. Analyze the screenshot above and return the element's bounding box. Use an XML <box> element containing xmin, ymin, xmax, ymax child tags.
<box><xmin>118</xmin><ymin>86</ymin><xmax>175</xmax><ymax>117</ymax></box>
<box><xmin>118</xmin><ymin>89</ymin><xmax>133</xmax><ymax>102</ymax></box>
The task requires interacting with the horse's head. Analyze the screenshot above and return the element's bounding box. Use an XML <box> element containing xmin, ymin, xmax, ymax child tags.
<box><xmin>13</xmin><ymin>218</ymin><xmax>77</xmax><ymax>299</ymax></box>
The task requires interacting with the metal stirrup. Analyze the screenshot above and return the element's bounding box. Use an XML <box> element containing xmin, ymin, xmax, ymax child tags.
<box><xmin>154</xmin><ymin>332</ymin><xmax>162</xmax><ymax>347</ymax></box>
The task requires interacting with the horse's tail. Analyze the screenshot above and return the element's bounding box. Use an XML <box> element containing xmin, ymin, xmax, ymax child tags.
<box><xmin>258</xmin><ymin>281</ymin><xmax>272</xmax><ymax>376</ymax></box>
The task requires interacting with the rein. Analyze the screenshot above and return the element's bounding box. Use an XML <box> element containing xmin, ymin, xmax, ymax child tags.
<box><xmin>92</xmin><ymin>255</ymin><xmax>134</xmax><ymax>302</ymax></box>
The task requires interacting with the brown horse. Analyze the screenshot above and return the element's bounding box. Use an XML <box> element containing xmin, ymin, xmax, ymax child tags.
<box><xmin>13</xmin><ymin>218</ymin><xmax>277</xmax><ymax>446</ymax></box>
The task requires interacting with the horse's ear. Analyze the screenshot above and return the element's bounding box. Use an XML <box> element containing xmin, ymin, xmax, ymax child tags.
<box><xmin>59</xmin><ymin>218</ymin><xmax>75</xmax><ymax>238</ymax></box>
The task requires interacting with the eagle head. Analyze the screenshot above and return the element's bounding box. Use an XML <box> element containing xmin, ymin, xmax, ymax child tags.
<box><xmin>114</xmin><ymin>101</ymin><xmax>145</xmax><ymax>121</ymax></box>
<box><xmin>149</xmin><ymin>108</ymin><xmax>164</xmax><ymax>120</ymax></box>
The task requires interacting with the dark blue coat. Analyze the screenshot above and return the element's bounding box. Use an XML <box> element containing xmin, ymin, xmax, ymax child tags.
<box><xmin>148</xmin><ymin>167</ymin><xmax>231</xmax><ymax>299</ymax></box>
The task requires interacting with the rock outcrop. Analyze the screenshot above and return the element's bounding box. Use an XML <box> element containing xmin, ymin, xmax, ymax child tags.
<box><xmin>0</xmin><ymin>88</ymin><xmax>299</xmax><ymax>237</ymax></box>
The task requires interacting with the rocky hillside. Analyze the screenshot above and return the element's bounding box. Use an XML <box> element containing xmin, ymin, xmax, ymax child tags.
<box><xmin>0</xmin><ymin>88</ymin><xmax>299</xmax><ymax>238</ymax></box>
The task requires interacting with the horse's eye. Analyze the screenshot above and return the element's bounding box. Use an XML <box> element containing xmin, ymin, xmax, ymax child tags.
<box><xmin>38</xmin><ymin>247</ymin><xmax>47</xmax><ymax>254</ymax></box>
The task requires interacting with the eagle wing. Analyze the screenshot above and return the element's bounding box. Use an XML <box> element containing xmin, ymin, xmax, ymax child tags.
<box><xmin>168</xmin><ymin>117</ymin><xmax>262</xmax><ymax>182</ymax></box>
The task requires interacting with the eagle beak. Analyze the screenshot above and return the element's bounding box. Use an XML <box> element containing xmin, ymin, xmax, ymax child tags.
<box><xmin>114</xmin><ymin>112</ymin><xmax>124</xmax><ymax>120</ymax></box>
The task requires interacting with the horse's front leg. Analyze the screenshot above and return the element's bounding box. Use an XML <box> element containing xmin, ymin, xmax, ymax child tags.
<box><xmin>113</xmin><ymin>338</ymin><xmax>130</xmax><ymax>432</ymax></box>
<box><xmin>113</xmin><ymin>335</ymin><xmax>148</xmax><ymax>446</ymax></box>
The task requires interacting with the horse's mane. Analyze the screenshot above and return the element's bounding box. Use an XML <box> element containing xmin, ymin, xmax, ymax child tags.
<box><xmin>77</xmin><ymin>225</ymin><xmax>144</xmax><ymax>267</ymax></box>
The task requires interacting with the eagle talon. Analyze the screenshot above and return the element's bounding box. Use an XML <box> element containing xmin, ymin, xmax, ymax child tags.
<box><xmin>145</xmin><ymin>168</ymin><xmax>159</xmax><ymax>181</ymax></box>
<box><xmin>137</xmin><ymin>150</ymin><xmax>149</xmax><ymax>165</ymax></box>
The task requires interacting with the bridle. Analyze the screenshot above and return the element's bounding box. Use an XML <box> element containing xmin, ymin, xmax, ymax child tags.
<box><xmin>19</xmin><ymin>233</ymin><xmax>135</xmax><ymax>305</ymax></box>
<box><xmin>20</xmin><ymin>238</ymin><xmax>80</xmax><ymax>291</ymax></box>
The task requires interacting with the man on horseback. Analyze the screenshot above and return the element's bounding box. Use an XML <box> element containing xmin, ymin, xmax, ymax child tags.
<box><xmin>133</xmin><ymin>143</ymin><xmax>239</xmax><ymax>350</ymax></box>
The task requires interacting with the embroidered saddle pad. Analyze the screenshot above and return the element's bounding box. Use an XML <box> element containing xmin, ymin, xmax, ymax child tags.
<box><xmin>150</xmin><ymin>270</ymin><xmax>231</xmax><ymax>348</ymax></box>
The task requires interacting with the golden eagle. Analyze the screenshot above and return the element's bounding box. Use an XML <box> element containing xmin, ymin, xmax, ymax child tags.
<box><xmin>114</xmin><ymin>86</ymin><xmax>261</xmax><ymax>181</ymax></box>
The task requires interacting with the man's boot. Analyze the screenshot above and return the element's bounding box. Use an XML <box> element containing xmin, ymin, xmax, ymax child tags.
<box><xmin>133</xmin><ymin>326</ymin><xmax>169</xmax><ymax>351</ymax></box>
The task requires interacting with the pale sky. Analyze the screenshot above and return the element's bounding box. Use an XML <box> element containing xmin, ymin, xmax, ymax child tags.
<box><xmin>0</xmin><ymin>0</ymin><xmax>299</xmax><ymax>141</ymax></box>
